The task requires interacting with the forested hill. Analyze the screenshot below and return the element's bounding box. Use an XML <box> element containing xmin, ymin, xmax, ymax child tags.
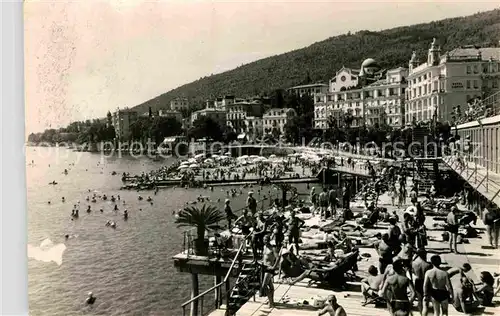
<box><xmin>133</xmin><ymin>9</ymin><xmax>500</xmax><ymax>114</ymax></box>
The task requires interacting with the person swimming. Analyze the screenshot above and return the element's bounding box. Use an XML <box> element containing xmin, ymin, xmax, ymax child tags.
<box><xmin>65</xmin><ymin>234</ymin><xmax>69</xmax><ymax>240</ymax></box>
<box><xmin>123</xmin><ymin>210</ymin><xmax>128</xmax><ymax>220</ymax></box>
<box><xmin>86</xmin><ymin>292</ymin><xmax>96</xmax><ymax>305</ymax></box>
<box><xmin>99</xmin><ymin>208</ymin><xmax>103</xmax><ymax>213</ymax></box>
<box><xmin>87</xmin><ymin>206</ymin><xmax>91</xmax><ymax>213</ymax></box>
<box><xmin>147</xmin><ymin>196</ymin><xmax>152</xmax><ymax>202</ymax></box>
<box><xmin>110</xmin><ymin>196</ymin><xmax>116</xmax><ymax>202</ymax></box>
<box><xmin>61</xmin><ymin>197</ymin><xmax>65</xmax><ymax>202</ymax></box>
<box><xmin>138</xmin><ymin>196</ymin><xmax>143</xmax><ymax>201</ymax></box>
<box><xmin>114</xmin><ymin>204</ymin><xmax>118</xmax><ymax>211</ymax></box>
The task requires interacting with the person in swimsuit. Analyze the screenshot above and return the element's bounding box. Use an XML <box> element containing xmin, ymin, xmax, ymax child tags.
<box><xmin>412</xmin><ymin>249</ymin><xmax>432</xmax><ymax>316</ymax></box>
<box><xmin>446</xmin><ymin>206</ymin><xmax>459</xmax><ymax>253</ymax></box>
<box><xmin>234</xmin><ymin>208</ymin><xmax>254</xmax><ymax>236</ymax></box>
<box><xmin>317</xmin><ymin>294</ymin><xmax>346</xmax><ymax>316</ymax></box>
<box><xmin>260</xmin><ymin>234</ymin><xmax>280</xmax><ymax>308</ymax></box>
<box><xmin>381</xmin><ymin>259</ymin><xmax>415</xmax><ymax>316</ymax></box>
<box><xmin>473</xmin><ymin>271</ymin><xmax>495</xmax><ymax>306</ymax></box>
<box><xmin>423</xmin><ymin>255</ymin><xmax>453</xmax><ymax>316</ymax></box>
<box><xmin>86</xmin><ymin>292</ymin><xmax>96</xmax><ymax>305</ymax></box>
<box><xmin>375</xmin><ymin>233</ymin><xmax>393</xmax><ymax>274</ymax></box>
<box><xmin>287</xmin><ymin>210</ymin><xmax>304</xmax><ymax>253</ymax></box>
<box><xmin>361</xmin><ymin>265</ymin><xmax>383</xmax><ymax>302</ymax></box>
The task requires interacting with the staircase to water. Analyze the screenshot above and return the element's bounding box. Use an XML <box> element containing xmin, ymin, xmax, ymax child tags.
<box><xmin>226</xmin><ymin>262</ymin><xmax>262</xmax><ymax>315</ymax></box>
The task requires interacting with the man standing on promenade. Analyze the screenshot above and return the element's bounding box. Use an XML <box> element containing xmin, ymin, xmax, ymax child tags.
<box><xmin>381</xmin><ymin>259</ymin><xmax>415</xmax><ymax>316</ymax></box>
<box><xmin>446</xmin><ymin>206</ymin><xmax>459</xmax><ymax>253</ymax></box>
<box><xmin>483</xmin><ymin>203</ymin><xmax>499</xmax><ymax>249</ymax></box>
<box><xmin>423</xmin><ymin>255</ymin><xmax>453</xmax><ymax>316</ymax></box>
<box><xmin>319</xmin><ymin>187</ymin><xmax>329</xmax><ymax>219</ymax></box>
<box><xmin>247</xmin><ymin>191</ymin><xmax>257</xmax><ymax>216</ymax></box>
<box><xmin>412</xmin><ymin>250</ymin><xmax>432</xmax><ymax>316</ymax></box>
<box><xmin>260</xmin><ymin>235</ymin><xmax>281</xmax><ymax>309</ymax></box>
<box><xmin>328</xmin><ymin>186</ymin><xmax>337</xmax><ymax>216</ymax></box>
<box><xmin>224</xmin><ymin>199</ymin><xmax>236</xmax><ymax>229</ymax></box>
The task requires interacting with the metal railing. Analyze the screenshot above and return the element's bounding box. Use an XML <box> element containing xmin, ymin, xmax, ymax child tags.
<box><xmin>442</xmin><ymin>152</ymin><xmax>500</xmax><ymax>208</ymax></box>
<box><xmin>181</xmin><ymin>191</ymin><xmax>281</xmax><ymax>256</ymax></box>
<box><xmin>454</xmin><ymin>90</ymin><xmax>500</xmax><ymax>125</ymax></box>
<box><xmin>181</xmin><ymin>233</ymin><xmax>250</xmax><ymax>316</ymax></box>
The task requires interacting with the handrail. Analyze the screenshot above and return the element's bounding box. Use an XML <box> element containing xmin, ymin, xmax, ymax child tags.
<box><xmin>181</xmin><ymin>232</ymin><xmax>250</xmax><ymax>311</ymax></box>
<box><xmin>182</xmin><ymin>191</ymin><xmax>280</xmax><ymax>237</ymax></box>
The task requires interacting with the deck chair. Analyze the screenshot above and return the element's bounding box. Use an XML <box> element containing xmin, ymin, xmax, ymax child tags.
<box><xmin>307</xmin><ymin>250</ymin><xmax>359</xmax><ymax>289</ymax></box>
<box><xmin>361</xmin><ymin>290</ymin><xmax>387</xmax><ymax>307</ymax></box>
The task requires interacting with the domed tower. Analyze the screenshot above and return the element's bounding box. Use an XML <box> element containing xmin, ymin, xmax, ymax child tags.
<box><xmin>427</xmin><ymin>38</ymin><xmax>441</xmax><ymax>66</ymax></box>
<box><xmin>409</xmin><ymin>51</ymin><xmax>418</xmax><ymax>72</ymax></box>
<box><xmin>359</xmin><ymin>58</ymin><xmax>380</xmax><ymax>86</ymax></box>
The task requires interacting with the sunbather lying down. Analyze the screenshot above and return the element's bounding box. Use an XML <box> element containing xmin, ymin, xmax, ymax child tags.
<box><xmin>278</xmin><ymin>247</ymin><xmax>357</xmax><ymax>288</ymax></box>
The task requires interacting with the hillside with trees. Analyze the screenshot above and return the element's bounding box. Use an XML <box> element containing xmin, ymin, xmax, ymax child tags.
<box><xmin>133</xmin><ymin>9</ymin><xmax>500</xmax><ymax>113</ymax></box>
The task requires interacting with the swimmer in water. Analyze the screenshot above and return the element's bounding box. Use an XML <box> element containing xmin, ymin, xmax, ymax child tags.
<box><xmin>87</xmin><ymin>206</ymin><xmax>91</xmax><ymax>213</ymax></box>
<box><xmin>100</xmin><ymin>208</ymin><xmax>103</xmax><ymax>213</ymax></box>
<box><xmin>124</xmin><ymin>210</ymin><xmax>128</xmax><ymax>220</ymax></box>
<box><xmin>62</xmin><ymin>197</ymin><xmax>65</xmax><ymax>202</ymax></box>
<box><xmin>86</xmin><ymin>292</ymin><xmax>96</xmax><ymax>305</ymax></box>
<box><xmin>48</xmin><ymin>201</ymin><xmax>51</xmax><ymax>204</ymax></box>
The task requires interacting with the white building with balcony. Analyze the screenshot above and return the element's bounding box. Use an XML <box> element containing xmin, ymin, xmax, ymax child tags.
<box><xmin>170</xmin><ymin>98</ymin><xmax>189</xmax><ymax>111</ymax></box>
<box><xmin>287</xmin><ymin>83</ymin><xmax>328</xmax><ymax>97</ymax></box>
<box><xmin>262</xmin><ymin>108</ymin><xmax>297</xmax><ymax>135</ymax></box>
<box><xmin>406</xmin><ymin>38</ymin><xmax>500</xmax><ymax>124</ymax></box>
<box><xmin>314</xmin><ymin>59</ymin><xmax>407</xmax><ymax>129</ymax></box>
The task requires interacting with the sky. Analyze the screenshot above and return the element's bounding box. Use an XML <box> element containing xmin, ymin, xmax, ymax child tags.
<box><xmin>24</xmin><ymin>0</ymin><xmax>500</xmax><ymax>134</ymax></box>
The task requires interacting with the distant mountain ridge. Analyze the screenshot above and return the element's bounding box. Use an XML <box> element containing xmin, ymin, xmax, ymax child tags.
<box><xmin>132</xmin><ymin>9</ymin><xmax>500</xmax><ymax>114</ymax></box>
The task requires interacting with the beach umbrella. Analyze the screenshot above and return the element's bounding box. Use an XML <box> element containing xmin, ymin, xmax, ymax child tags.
<box><xmin>188</xmin><ymin>158</ymin><xmax>197</xmax><ymax>164</ymax></box>
<box><xmin>194</xmin><ymin>154</ymin><xmax>205</xmax><ymax>159</ymax></box>
<box><xmin>189</xmin><ymin>164</ymin><xmax>199</xmax><ymax>168</ymax></box>
<box><xmin>180</xmin><ymin>161</ymin><xmax>190</xmax><ymax>165</ymax></box>
<box><xmin>178</xmin><ymin>165</ymin><xmax>188</xmax><ymax>169</ymax></box>
<box><xmin>204</xmin><ymin>158</ymin><xmax>213</xmax><ymax>163</ymax></box>
<box><xmin>269</xmin><ymin>154</ymin><xmax>277</xmax><ymax>158</ymax></box>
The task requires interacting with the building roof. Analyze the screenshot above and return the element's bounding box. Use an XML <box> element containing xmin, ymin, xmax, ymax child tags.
<box><xmin>288</xmin><ymin>83</ymin><xmax>328</xmax><ymax>90</ymax></box>
<box><xmin>446</xmin><ymin>47</ymin><xmax>500</xmax><ymax>61</ymax></box>
<box><xmin>362</xmin><ymin>58</ymin><xmax>378</xmax><ymax>68</ymax></box>
<box><xmin>263</xmin><ymin>108</ymin><xmax>296</xmax><ymax>116</ymax></box>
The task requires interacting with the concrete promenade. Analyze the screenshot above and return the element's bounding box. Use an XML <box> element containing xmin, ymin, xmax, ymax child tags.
<box><xmin>208</xmin><ymin>187</ymin><xmax>500</xmax><ymax>316</ymax></box>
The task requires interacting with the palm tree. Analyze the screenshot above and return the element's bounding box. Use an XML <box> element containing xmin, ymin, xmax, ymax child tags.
<box><xmin>175</xmin><ymin>204</ymin><xmax>225</xmax><ymax>256</ymax></box>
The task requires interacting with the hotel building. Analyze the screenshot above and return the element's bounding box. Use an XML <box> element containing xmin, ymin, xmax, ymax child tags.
<box><xmin>170</xmin><ymin>98</ymin><xmax>189</xmax><ymax>111</ymax></box>
<box><xmin>112</xmin><ymin>108</ymin><xmax>138</xmax><ymax>140</ymax></box>
<box><xmin>406</xmin><ymin>39</ymin><xmax>500</xmax><ymax>123</ymax></box>
<box><xmin>314</xmin><ymin>59</ymin><xmax>407</xmax><ymax>129</ymax></box>
<box><xmin>287</xmin><ymin>83</ymin><xmax>329</xmax><ymax>97</ymax></box>
<box><xmin>262</xmin><ymin>108</ymin><xmax>297</xmax><ymax>135</ymax></box>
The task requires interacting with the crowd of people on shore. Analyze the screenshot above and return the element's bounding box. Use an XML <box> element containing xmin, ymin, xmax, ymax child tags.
<box><xmin>213</xmin><ymin>160</ymin><xmax>500</xmax><ymax>316</ymax></box>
